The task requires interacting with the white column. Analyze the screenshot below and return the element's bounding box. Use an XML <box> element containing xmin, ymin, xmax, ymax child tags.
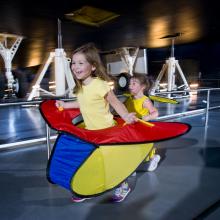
<box><xmin>54</xmin><ymin>48</ymin><xmax>66</xmax><ymax>96</ymax></box>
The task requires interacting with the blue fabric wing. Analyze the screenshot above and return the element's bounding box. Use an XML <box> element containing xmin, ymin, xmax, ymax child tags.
<box><xmin>47</xmin><ymin>134</ymin><xmax>96</xmax><ymax>190</ymax></box>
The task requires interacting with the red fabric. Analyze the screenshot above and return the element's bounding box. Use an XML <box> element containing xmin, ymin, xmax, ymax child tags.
<box><xmin>40</xmin><ymin>100</ymin><xmax>191</xmax><ymax>145</ymax></box>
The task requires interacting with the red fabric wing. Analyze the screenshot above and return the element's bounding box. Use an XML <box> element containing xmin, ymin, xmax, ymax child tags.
<box><xmin>40</xmin><ymin>100</ymin><xmax>191</xmax><ymax>145</ymax></box>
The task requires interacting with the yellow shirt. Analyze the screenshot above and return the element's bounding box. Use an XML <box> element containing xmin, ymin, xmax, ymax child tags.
<box><xmin>124</xmin><ymin>94</ymin><xmax>149</xmax><ymax>118</ymax></box>
<box><xmin>77</xmin><ymin>78</ymin><xmax>114</xmax><ymax>130</ymax></box>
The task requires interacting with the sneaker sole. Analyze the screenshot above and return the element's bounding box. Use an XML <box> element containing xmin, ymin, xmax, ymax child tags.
<box><xmin>71</xmin><ymin>197</ymin><xmax>91</xmax><ymax>203</ymax></box>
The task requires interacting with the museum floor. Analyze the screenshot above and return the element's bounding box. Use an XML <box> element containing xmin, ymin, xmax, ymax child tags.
<box><xmin>1</xmin><ymin>90</ymin><xmax>220</xmax><ymax>220</ymax></box>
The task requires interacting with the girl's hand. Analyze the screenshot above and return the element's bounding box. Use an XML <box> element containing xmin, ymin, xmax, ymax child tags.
<box><xmin>55</xmin><ymin>100</ymin><xmax>65</xmax><ymax>111</ymax></box>
<box><xmin>142</xmin><ymin>115</ymin><xmax>150</xmax><ymax>121</ymax></box>
<box><xmin>123</xmin><ymin>112</ymin><xmax>138</xmax><ymax>124</ymax></box>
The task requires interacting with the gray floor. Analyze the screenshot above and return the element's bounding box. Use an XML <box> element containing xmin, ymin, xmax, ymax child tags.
<box><xmin>1</xmin><ymin>91</ymin><xmax>220</xmax><ymax>220</ymax></box>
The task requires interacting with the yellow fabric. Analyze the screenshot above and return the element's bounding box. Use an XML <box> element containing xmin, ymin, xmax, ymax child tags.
<box><xmin>124</xmin><ymin>94</ymin><xmax>149</xmax><ymax>118</ymax></box>
<box><xmin>71</xmin><ymin>143</ymin><xmax>154</xmax><ymax>196</ymax></box>
<box><xmin>144</xmin><ymin>147</ymin><xmax>156</xmax><ymax>161</ymax></box>
<box><xmin>71</xmin><ymin>149</ymin><xmax>106</xmax><ymax>195</ymax></box>
<box><xmin>124</xmin><ymin>93</ymin><xmax>156</xmax><ymax>160</ymax></box>
<box><xmin>149</xmin><ymin>95</ymin><xmax>179</xmax><ymax>104</ymax></box>
<box><xmin>77</xmin><ymin>78</ymin><xmax>114</xmax><ymax>130</ymax></box>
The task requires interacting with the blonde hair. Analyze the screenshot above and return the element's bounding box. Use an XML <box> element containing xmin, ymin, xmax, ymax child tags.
<box><xmin>72</xmin><ymin>43</ymin><xmax>111</xmax><ymax>93</ymax></box>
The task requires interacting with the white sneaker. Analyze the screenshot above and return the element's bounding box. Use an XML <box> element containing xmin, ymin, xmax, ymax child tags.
<box><xmin>147</xmin><ymin>154</ymin><xmax>161</xmax><ymax>172</ymax></box>
<box><xmin>131</xmin><ymin>172</ymin><xmax>136</xmax><ymax>177</ymax></box>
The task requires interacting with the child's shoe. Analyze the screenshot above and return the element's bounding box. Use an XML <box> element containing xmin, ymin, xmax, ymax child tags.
<box><xmin>147</xmin><ymin>154</ymin><xmax>161</xmax><ymax>172</ymax></box>
<box><xmin>131</xmin><ymin>171</ymin><xmax>136</xmax><ymax>177</ymax></box>
<box><xmin>71</xmin><ymin>195</ymin><xmax>91</xmax><ymax>203</ymax></box>
<box><xmin>112</xmin><ymin>182</ymin><xmax>131</xmax><ymax>203</ymax></box>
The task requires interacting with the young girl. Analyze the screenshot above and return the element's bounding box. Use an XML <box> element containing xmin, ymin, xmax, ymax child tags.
<box><xmin>56</xmin><ymin>43</ymin><xmax>137</xmax><ymax>203</ymax></box>
<box><xmin>124</xmin><ymin>72</ymin><xmax>161</xmax><ymax>172</ymax></box>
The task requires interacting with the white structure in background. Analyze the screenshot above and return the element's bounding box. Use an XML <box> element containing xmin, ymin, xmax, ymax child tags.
<box><xmin>105</xmin><ymin>47</ymin><xmax>148</xmax><ymax>91</ymax></box>
<box><xmin>0</xmin><ymin>33</ymin><xmax>23</xmax><ymax>90</ymax></box>
<box><xmin>106</xmin><ymin>47</ymin><xmax>147</xmax><ymax>75</ymax></box>
<box><xmin>27</xmin><ymin>19</ymin><xmax>75</xmax><ymax>100</ymax></box>
<box><xmin>149</xmin><ymin>37</ymin><xmax>190</xmax><ymax>98</ymax></box>
<box><xmin>27</xmin><ymin>48</ymin><xmax>75</xmax><ymax>100</ymax></box>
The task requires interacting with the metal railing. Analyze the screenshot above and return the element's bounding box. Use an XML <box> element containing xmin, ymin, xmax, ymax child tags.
<box><xmin>0</xmin><ymin>88</ymin><xmax>220</xmax><ymax>158</ymax></box>
<box><xmin>154</xmin><ymin>88</ymin><xmax>220</xmax><ymax>126</ymax></box>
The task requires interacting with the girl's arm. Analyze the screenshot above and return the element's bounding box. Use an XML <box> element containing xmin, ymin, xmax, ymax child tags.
<box><xmin>142</xmin><ymin>99</ymin><xmax>159</xmax><ymax>121</ymax></box>
<box><xmin>55</xmin><ymin>100</ymin><xmax>80</xmax><ymax>109</ymax></box>
<box><xmin>106</xmin><ymin>90</ymin><xmax>137</xmax><ymax>124</ymax></box>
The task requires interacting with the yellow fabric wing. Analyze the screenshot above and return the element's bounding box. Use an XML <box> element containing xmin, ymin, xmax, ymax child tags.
<box><xmin>71</xmin><ymin>143</ymin><xmax>154</xmax><ymax>196</ymax></box>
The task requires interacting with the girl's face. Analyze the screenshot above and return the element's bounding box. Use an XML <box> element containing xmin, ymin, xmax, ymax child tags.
<box><xmin>129</xmin><ymin>78</ymin><xmax>145</xmax><ymax>95</ymax></box>
<box><xmin>71</xmin><ymin>52</ymin><xmax>96</xmax><ymax>83</ymax></box>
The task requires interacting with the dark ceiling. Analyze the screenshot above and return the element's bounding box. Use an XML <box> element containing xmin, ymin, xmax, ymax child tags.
<box><xmin>0</xmin><ymin>0</ymin><xmax>219</xmax><ymax>68</ymax></box>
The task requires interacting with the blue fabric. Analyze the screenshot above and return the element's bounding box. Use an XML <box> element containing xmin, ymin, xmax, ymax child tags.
<box><xmin>48</xmin><ymin>134</ymin><xmax>95</xmax><ymax>190</ymax></box>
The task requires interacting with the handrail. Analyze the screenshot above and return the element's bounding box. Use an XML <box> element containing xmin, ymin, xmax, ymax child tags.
<box><xmin>0</xmin><ymin>88</ymin><xmax>220</xmax><ymax>155</ymax></box>
<box><xmin>154</xmin><ymin>87</ymin><xmax>220</xmax><ymax>95</ymax></box>
<box><xmin>0</xmin><ymin>97</ymin><xmax>76</xmax><ymax>107</ymax></box>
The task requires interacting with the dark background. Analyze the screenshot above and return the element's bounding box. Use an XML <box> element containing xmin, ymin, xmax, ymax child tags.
<box><xmin>0</xmin><ymin>0</ymin><xmax>220</xmax><ymax>80</ymax></box>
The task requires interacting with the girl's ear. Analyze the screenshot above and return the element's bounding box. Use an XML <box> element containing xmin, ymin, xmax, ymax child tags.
<box><xmin>141</xmin><ymin>84</ymin><xmax>146</xmax><ymax>91</ymax></box>
<box><xmin>92</xmin><ymin>65</ymin><xmax>96</xmax><ymax>71</ymax></box>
